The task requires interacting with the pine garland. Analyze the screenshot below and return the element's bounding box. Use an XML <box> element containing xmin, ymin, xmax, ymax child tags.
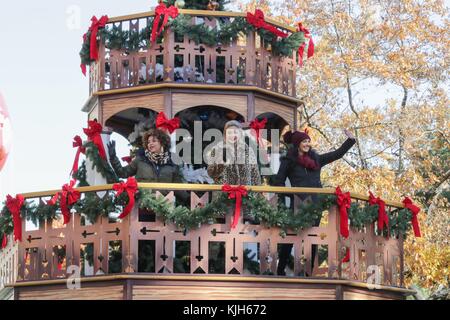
<box><xmin>80</xmin><ymin>13</ymin><xmax>306</xmax><ymax>70</ymax></box>
<box><xmin>0</xmin><ymin>188</ymin><xmax>418</xmax><ymax>249</ymax></box>
<box><xmin>84</xmin><ymin>141</ymin><xmax>119</xmax><ymax>184</ymax></box>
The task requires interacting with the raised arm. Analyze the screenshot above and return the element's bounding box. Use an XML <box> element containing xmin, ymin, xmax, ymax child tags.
<box><xmin>108</xmin><ymin>141</ymin><xmax>138</xmax><ymax>179</ymax></box>
<box><xmin>318</xmin><ymin>130</ymin><xmax>356</xmax><ymax>167</ymax></box>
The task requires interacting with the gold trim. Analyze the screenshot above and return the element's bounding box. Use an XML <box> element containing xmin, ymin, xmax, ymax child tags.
<box><xmin>8</xmin><ymin>274</ymin><xmax>415</xmax><ymax>295</ymax></box>
<box><xmin>108</xmin><ymin>10</ymin><xmax>297</xmax><ymax>33</ymax></box>
<box><xmin>20</xmin><ymin>184</ymin><xmax>405</xmax><ymax>208</ymax></box>
<box><xmin>93</xmin><ymin>83</ymin><xmax>300</xmax><ymax>105</ymax></box>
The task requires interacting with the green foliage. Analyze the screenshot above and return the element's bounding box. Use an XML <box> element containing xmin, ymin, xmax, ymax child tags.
<box><xmin>390</xmin><ymin>208</ymin><xmax>413</xmax><ymax>236</ymax></box>
<box><xmin>349</xmin><ymin>202</ymin><xmax>379</xmax><ymax>231</ymax></box>
<box><xmin>72</xmin><ymin>161</ymin><xmax>89</xmax><ymax>187</ymax></box>
<box><xmin>73</xmin><ymin>192</ymin><xmax>116</xmax><ymax>224</ymax></box>
<box><xmin>84</xmin><ymin>141</ymin><xmax>119</xmax><ymax>184</ymax></box>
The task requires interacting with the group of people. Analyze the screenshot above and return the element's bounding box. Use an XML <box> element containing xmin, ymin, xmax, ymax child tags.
<box><xmin>107</xmin><ymin>119</ymin><xmax>356</xmax><ymax>275</ymax></box>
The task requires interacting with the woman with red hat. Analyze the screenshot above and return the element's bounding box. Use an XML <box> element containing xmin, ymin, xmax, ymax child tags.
<box><xmin>273</xmin><ymin>128</ymin><xmax>356</xmax><ymax>276</ymax></box>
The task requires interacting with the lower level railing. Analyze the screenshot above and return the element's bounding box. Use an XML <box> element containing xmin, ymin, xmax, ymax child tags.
<box><xmin>2</xmin><ymin>184</ymin><xmax>406</xmax><ymax>288</ymax></box>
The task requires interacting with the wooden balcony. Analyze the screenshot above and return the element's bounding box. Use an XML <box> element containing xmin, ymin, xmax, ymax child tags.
<box><xmin>88</xmin><ymin>10</ymin><xmax>298</xmax><ymax>100</ymax></box>
<box><xmin>1</xmin><ymin>184</ymin><xmax>415</xmax><ymax>300</ymax></box>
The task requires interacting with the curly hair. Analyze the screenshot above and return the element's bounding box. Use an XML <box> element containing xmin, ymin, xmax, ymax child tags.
<box><xmin>142</xmin><ymin>129</ymin><xmax>171</xmax><ymax>152</ymax></box>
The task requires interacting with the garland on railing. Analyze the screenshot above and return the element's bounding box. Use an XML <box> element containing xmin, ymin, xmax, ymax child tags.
<box><xmin>79</xmin><ymin>12</ymin><xmax>307</xmax><ymax>72</ymax></box>
<box><xmin>0</xmin><ymin>186</ymin><xmax>421</xmax><ymax>252</ymax></box>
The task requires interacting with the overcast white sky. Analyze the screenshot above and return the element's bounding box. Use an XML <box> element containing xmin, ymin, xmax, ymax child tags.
<box><xmin>0</xmin><ymin>1</ymin><xmax>162</xmax><ymax>199</ymax></box>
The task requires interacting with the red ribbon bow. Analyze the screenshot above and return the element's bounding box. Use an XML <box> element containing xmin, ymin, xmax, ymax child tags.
<box><xmin>297</xmin><ymin>22</ymin><xmax>315</xmax><ymax>67</ymax></box>
<box><xmin>71</xmin><ymin>135</ymin><xmax>86</xmax><ymax>176</ymax></box>
<box><xmin>156</xmin><ymin>112</ymin><xmax>180</xmax><ymax>134</ymax></box>
<box><xmin>246</xmin><ymin>9</ymin><xmax>289</xmax><ymax>38</ymax></box>
<box><xmin>402</xmin><ymin>197</ymin><xmax>421</xmax><ymax>237</ymax></box>
<box><xmin>151</xmin><ymin>3</ymin><xmax>179</xmax><ymax>44</ymax></box>
<box><xmin>83</xmin><ymin>120</ymin><xmax>107</xmax><ymax>160</ymax></box>
<box><xmin>369</xmin><ymin>192</ymin><xmax>389</xmax><ymax>235</ymax></box>
<box><xmin>1</xmin><ymin>233</ymin><xmax>7</xmax><ymax>249</ymax></box>
<box><xmin>5</xmin><ymin>194</ymin><xmax>25</xmax><ymax>242</ymax></box>
<box><xmin>88</xmin><ymin>15</ymin><xmax>109</xmax><ymax>61</ymax></box>
<box><xmin>113</xmin><ymin>177</ymin><xmax>138</xmax><ymax>219</ymax></box>
<box><xmin>48</xmin><ymin>180</ymin><xmax>80</xmax><ymax>225</ymax></box>
<box><xmin>250</xmin><ymin>118</ymin><xmax>267</xmax><ymax>146</ymax></box>
<box><xmin>335</xmin><ymin>187</ymin><xmax>351</xmax><ymax>238</ymax></box>
<box><xmin>222</xmin><ymin>185</ymin><xmax>248</xmax><ymax>229</ymax></box>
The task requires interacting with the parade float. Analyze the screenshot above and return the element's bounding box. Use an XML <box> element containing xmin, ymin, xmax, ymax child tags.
<box><xmin>0</xmin><ymin>1</ymin><xmax>420</xmax><ymax>300</ymax></box>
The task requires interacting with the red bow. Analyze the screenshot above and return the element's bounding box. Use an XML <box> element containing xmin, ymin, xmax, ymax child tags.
<box><xmin>113</xmin><ymin>177</ymin><xmax>138</xmax><ymax>219</ymax></box>
<box><xmin>369</xmin><ymin>192</ymin><xmax>389</xmax><ymax>235</ymax></box>
<box><xmin>250</xmin><ymin>118</ymin><xmax>267</xmax><ymax>146</ymax></box>
<box><xmin>335</xmin><ymin>187</ymin><xmax>351</xmax><ymax>238</ymax></box>
<box><xmin>151</xmin><ymin>3</ymin><xmax>179</xmax><ymax>44</ymax></box>
<box><xmin>48</xmin><ymin>180</ymin><xmax>80</xmax><ymax>225</ymax></box>
<box><xmin>5</xmin><ymin>194</ymin><xmax>25</xmax><ymax>242</ymax></box>
<box><xmin>246</xmin><ymin>9</ymin><xmax>289</xmax><ymax>38</ymax></box>
<box><xmin>222</xmin><ymin>185</ymin><xmax>248</xmax><ymax>229</ymax></box>
<box><xmin>297</xmin><ymin>22</ymin><xmax>315</xmax><ymax>67</ymax></box>
<box><xmin>156</xmin><ymin>112</ymin><xmax>180</xmax><ymax>134</ymax></box>
<box><xmin>1</xmin><ymin>233</ymin><xmax>7</xmax><ymax>249</ymax></box>
<box><xmin>88</xmin><ymin>15</ymin><xmax>109</xmax><ymax>61</ymax></box>
<box><xmin>342</xmin><ymin>248</ymin><xmax>350</xmax><ymax>263</ymax></box>
<box><xmin>122</xmin><ymin>156</ymin><xmax>133</xmax><ymax>164</ymax></box>
<box><xmin>83</xmin><ymin>120</ymin><xmax>107</xmax><ymax>160</ymax></box>
<box><xmin>402</xmin><ymin>197</ymin><xmax>421</xmax><ymax>237</ymax></box>
<box><xmin>71</xmin><ymin>135</ymin><xmax>86</xmax><ymax>176</ymax></box>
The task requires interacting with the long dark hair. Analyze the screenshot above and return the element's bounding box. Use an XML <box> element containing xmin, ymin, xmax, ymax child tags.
<box><xmin>287</xmin><ymin>147</ymin><xmax>320</xmax><ymax>170</ymax></box>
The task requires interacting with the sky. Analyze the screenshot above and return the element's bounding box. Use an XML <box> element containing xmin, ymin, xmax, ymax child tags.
<box><xmin>0</xmin><ymin>0</ymin><xmax>161</xmax><ymax>199</ymax></box>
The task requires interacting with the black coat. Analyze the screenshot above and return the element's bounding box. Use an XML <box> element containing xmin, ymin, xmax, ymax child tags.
<box><xmin>273</xmin><ymin>138</ymin><xmax>356</xmax><ymax>188</ymax></box>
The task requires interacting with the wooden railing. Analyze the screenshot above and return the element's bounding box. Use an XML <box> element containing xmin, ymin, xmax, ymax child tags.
<box><xmin>89</xmin><ymin>10</ymin><xmax>298</xmax><ymax>98</ymax></box>
<box><xmin>2</xmin><ymin>184</ymin><xmax>406</xmax><ymax>289</ymax></box>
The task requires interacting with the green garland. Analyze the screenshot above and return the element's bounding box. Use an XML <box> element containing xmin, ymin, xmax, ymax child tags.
<box><xmin>80</xmin><ymin>14</ymin><xmax>306</xmax><ymax>69</ymax></box>
<box><xmin>0</xmin><ymin>187</ymin><xmax>418</xmax><ymax>250</ymax></box>
<box><xmin>84</xmin><ymin>141</ymin><xmax>119</xmax><ymax>184</ymax></box>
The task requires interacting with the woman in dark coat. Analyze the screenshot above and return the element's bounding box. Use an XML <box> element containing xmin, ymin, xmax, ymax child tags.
<box><xmin>273</xmin><ymin>129</ymin><xmax>356</xmax><ymax>275</ymax></box>
<box><xmin>107</xmin><ymin>128</ymin><xmax>188</xmax><ymax>204</ymax></box>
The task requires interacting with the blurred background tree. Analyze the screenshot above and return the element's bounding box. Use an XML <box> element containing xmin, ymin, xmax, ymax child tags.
<box><xmin>236</xmin><ymin>0</ymin><xmax>449</xmax><ymax>297</ymax></box>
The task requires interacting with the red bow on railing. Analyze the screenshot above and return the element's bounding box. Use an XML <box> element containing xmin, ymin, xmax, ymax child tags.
<box><xmin>48</xmin><ymin>180</ymin><xmax>81</xmax><ymax>225</ymax></box>
<box><xmin>335</xmin><ymin>186</ymin><xmax>351</xmax><ymax>238</ymax></box>
<box><xmin>297</xmin><ymin>22</ymin><xmax>315</xmax><ymax>67</ymax></box>
<box><xmin>369</xmin><ymin>192</ymin><xmax>389</xmax><ymax>235</ymax></box>
<box><xmin>88</xmin><ymin>15</ymin><xmax>109</xmax><ymax>61</ymax></box>
<box><xmin>1</xmin><ymin>234</ymin><xmax>7</xmax><ymax>249</ymax></box>
<box><xmin>71</xmin><ymin>135</ymin><xmax>86</xmax><ymax>176</ymax></box>
<box><xmin>156</xmin><ymin>112</ymin><xmax>180</xmax><ymax>134</ymax></box>
<box><xmin>402</xmin><ymin>197</ymin><xmax>421</xmax><ymax>237</ymax></box>
<box><xmin>5</xmin><ymin>194</ymin><xmax>25</xmax><ymax>242</ymax></box>
<box><xmin>83</xmin><ymin>120</ymin><xmax>107</xmax><ymax>160</ymax></box>
<box><xmin>222</xmin><ymin>185</ymin><xmax>248</xmax><ymax>229</ymax></box>
<box><xmin>250</xmin><ymin>118</ymin><xmax>267</xmax><ymax>146</ymax></box>
<box><xmin>113</xmin><ymin>177</ymin><xmax>138</xmax><ymax>219</ymax></box>
<box><xmin>246</xmin><ymin>9</ymin><xmax>289</xmax><ymax>38</ymax></box>
<box><xmin>151</xmin><ymin>3</ymin><xmax>179</xmax><ymax>44</ymax></box>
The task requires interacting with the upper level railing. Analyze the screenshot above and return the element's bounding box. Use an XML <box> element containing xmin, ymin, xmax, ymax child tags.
<box><xmin>2</xmin><ymin>184</ymin><xmax>408</xmax><ymax>289</ymax></box>
<box><xmin>88</xmin><ymin>10</ymin><xmax>299</xmax><ymax>98</ymax></box>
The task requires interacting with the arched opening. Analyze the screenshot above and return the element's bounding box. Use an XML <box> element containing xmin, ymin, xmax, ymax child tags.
<box><xmin>174</xmin><ymin>105</ymin><xmax>246</xmax><ymax>169</ymax></box>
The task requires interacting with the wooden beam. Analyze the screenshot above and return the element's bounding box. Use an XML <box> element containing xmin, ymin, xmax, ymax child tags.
<box><xmin>93</xmin><ymin>83</ymin><xmax>301</xmax><ymax>105</ymax></box>
<box><xmin>20</xmin><ymin>183</ymin><xmax>405</xmax><ymax>208</ymax></box>
<box><xmin>108</xmin><ymin>10</ymin><xmax>297</xmax><ymax>33</ymax></box>
<box><xmin>8</xmin><ymin>274</ymin><xmax>416</xmax><ymax>295</ymax></box>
